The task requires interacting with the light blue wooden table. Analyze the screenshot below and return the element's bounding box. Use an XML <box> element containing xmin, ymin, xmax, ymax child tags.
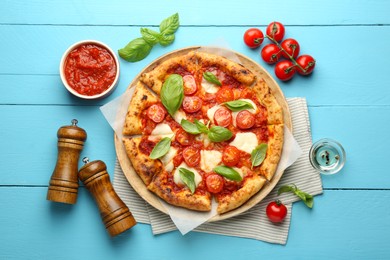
<box><xmin>1</xmin><ymin>1</ymin><xmax>390</xmax><ymax>259</ymax></box>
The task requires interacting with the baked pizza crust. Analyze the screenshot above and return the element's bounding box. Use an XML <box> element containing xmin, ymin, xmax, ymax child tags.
<box><xmin>123</xmin><ymin>82</ymin><xmax>158</xmax><ymax>136</ymax></box>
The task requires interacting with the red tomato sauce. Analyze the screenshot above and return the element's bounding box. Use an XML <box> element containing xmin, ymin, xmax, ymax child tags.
<box><xmin>64</xmin><ymin>43</ymin><xmax>117</xmax><ymax>96</ymax></box>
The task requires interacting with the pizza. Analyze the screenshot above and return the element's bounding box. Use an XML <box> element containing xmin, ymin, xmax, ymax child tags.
<box><xmin>121</xmin><ymin>50</ymin><xmax>284</xmax><ymax>214</ymax></box>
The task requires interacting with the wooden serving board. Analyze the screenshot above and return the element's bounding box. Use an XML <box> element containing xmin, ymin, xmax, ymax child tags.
<box><xmin>115</xmin><ymin>46</ymin><xmax>292</xmax><ymax>222</ymax></box>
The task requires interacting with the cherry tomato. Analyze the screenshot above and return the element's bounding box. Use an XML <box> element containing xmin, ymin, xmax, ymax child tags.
<box><xmin>266</xmin><ymin>21</ymin><xmax>285</xmax><ymax>42</ymax></box>
<box><xmin>266</xmin><ymin>200</ymin><xmax>287</xmax><ymax>223</ymax></box>
<box><xmin>173</xmin><ymin>153</ymin><xmax>183</xmax><ymax>167</ymax></box>
<box><xmin>296</xmin><ymin>55</ymin><xmax>316</xmax><ymax>75</ymax></box>
<box><xmin>275</xmin><ymin>60</ymin><xmax>296</xmax><ymax>81</ymax></box>
<box><xmin>214</xmin><ymin>108</ymin><xmax>232</xmax><ymax>127</ymax></box>
<box><xmin>205</xmin><ymin>174</ymin><xmax>224</xmax><ymax>193</ymax></box>
<box><xmin>243</xmin><ymin>28</ymin><xmax>264</xmax><ymax>49</ymax></box>
<box><xmin>182</xmin><ymin>96</ymin><xmax>202</xmax><ymax>113</ymax></box>
<box><xmin>261</xmin><ymin>44</ymin><xmax>282</xmax><ymax>64</ymax></box>
<box><xmin>175</xmin><ymin>128</ymin><xmax>194</xmax><ymax>146</ymax></box>
<box><xmin>222</xmin><ymin>146</ymin><xmax>240</xmax><ymax>167</ymax></box>
<box><xmin>281</xmin><ymin>38</ymin><xmax>300</xmax><ymax>59</ymax></box>
<box><xmin>182</xmin><ymin>146</ymin><xmax>201</xmax><ymax>167</ymax></box>
<box><xmin>183</xmin><ymin>75</ymin><xmax>198</xmax><ymax>95</ymax></box>
<box><xmin>147</xmin><ymin>104</ymin><xmax>166</xmax><ymax>123</ymax></box>
<box><xmin>216</xmin><ymin>87</ymin><xmax>234</xmax><ymax>103</ymax></box>
<box><xmin>236</xmin><ymin>110</ymin><xmax>255</xmax><ymax>129</ymax></box>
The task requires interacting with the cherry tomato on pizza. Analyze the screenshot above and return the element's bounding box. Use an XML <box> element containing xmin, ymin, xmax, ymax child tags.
<box><xmin>266</xmin><ymin>200</ymin><xmax>287</xmax><ymax>223</ymax></box>
<box><xmin>147</xmin><ymin>104</ymin><xmax>166</xmax><ymax>123</ymax></box>
<box><xmin>173</xmin><ymin>153</ymin><xmax>184</xmax><ymax>167</ymax></box>
<box><xmin>214</xmin><ymin>107</ymin><xmax>232</xmax><ymax>127</ymax></box>
<box><xmin>281</xmin><ymin>38</ymin><xmax>300</xmax><ymax>59</ymax></box>
<box><xmin>182</xmin><ymin>146</ymin><xmax>201</xmax><ymax>167</ymax></box>
<box><xmin>175</xmin><ymin>128</ymin><xmax>194</xmax><ymax>146</ymax></box>
<box><xmin>236</xmin><ymin>110</ymin><xmax>255</xmax><ymax>129</ymax></box>
<box><xmin>216</xmin><ymin>87</ymin><xmax>234</xmax><ymax>104</ymax></box>
<box><xmin>182</xmin><ymin>96</ymin><xmax>202</xmax><ymax>113</ymax></box>
<box><xmin>266</xmin><ymin>21</ymin><xmax>285</xmax><ymax>42</ymax></box>
<box><xmin>183</xmin><ymin>75</ymin><xmax>198</xmax><ymax>95</ymax></box>
<box><xmin>243</xmin><ymin>28</ymin><xmax>264</xmax><ymax>49</ymax></box>
<box><xmin>275</xmin><ymin>60</ymin><xmax>296</xmax><ymax>81</ymax></box>
<box><xmin>296</xmin><ymin>55</ymin><xmax>316</xmax><ymax>75</ymax></box>
<box><xmin>261</xmin><ymin>44</ymin><xmax>282</xmax><ymax>64</ymax></box>
<box><xmin>222</xmin><ymin>146</ymin><xmax>241</xmax><ymax>167</ymax></box>
<box><xmin>205</xmin><ymin>174</ymin><xmax>224</xmax><ymax>193</ymax></box>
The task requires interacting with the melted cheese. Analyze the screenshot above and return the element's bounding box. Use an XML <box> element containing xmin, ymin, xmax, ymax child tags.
<box><xmin>201</xmin><ymin>77</ymin><xmax>220</xmax><ymax>93</ymax></box>
<box><xmin>207</xmin><ymin>105</ymin><xmax>222</xmax><ymax>124</ymax></box>
<box><xmin>173</xmin><ymin>110</ymin><xmax>187</xmax><ymax>124</ymax></box>
<box><xmin>229</xmin><ymin>132</ymin><xmax>258</xmax><ymax>154</ymax></box>
<box><xmin>231</xmin><ymin>99</ymin><xmax>258</xmax><ymax>127</ymax></box>
<box><xmin>174</xmin><ymin>162</ymin><xmax>202</xmax><ymax>187</ymax></box>
<box><xmin>200</xmin><ymin>150</ymin><xmax>222</xmax><ymax>172</ymax></box>
<box><xmin>159</xmin><ymin>147</ymin><xmax>177</xmax><ymax>172</ymax></box>
<box><xmin>151</xmin><ymin>123</ymin><xmax>174</xmax><ymax>137</ymax></box>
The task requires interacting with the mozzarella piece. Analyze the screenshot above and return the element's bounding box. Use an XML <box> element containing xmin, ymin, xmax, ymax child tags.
<box><xmin>231</xmin><ymin>99</ymin><xmax>258</xmax><ymax>127</ymax></box>
<box><xmin>200</xmin><ymin>150</ymin><xmax>222</xmax><ymax>172</ymax></box>
<box><xmin>151</xmin><ymin>123</ymin><xmax>174</xmax><ymax>137</ymax></box>
<box><xmin>232</xmin><ymin>167</ymin><xmax>246</xmax><ymax>179</ymax></box>
<box><xmin>207</xmin><ymin>105</ymin><xmax>222</xmax><ymax>124</ymax></box>
<box><xmin>174</xmin><ymin>162</ymin><xmax>203</xmax><ymax>187</ymax></box>
<box><xmin>229</xmin><ymin>132</ymin><xmax>258</xmax><ymax>154</ymax></box>
<box><xmin>159</xmin><ymin>146</ymin><xmax>177</xmax><ymax>172</ymax></box>
<box><xmin>173</xmin><ymin>110</ymin><xmax>187</xmax><ymax>124</ymax></box>
<box><xmin>201</xmin><ymin>77</ymin><xmax>220</xmax><ymax>93</ymax></box>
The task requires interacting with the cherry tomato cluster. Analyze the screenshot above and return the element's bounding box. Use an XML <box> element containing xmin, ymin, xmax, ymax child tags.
<box><xmin>243</xmin><ymin>22</ymin><xmax>316</xmax><ymax>81</ymax></box>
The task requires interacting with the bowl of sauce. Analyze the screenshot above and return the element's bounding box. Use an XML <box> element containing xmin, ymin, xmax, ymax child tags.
<box><xmin>60</xmin><ymin>40</ymin><xmax>120</xmax><ymax>99</ymax></box>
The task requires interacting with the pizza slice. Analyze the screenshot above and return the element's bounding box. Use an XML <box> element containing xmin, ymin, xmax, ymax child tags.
<box><xmin>140</xmin><ymin>51</ymin><xmax>199</xmax><ymax>95</ymax></box>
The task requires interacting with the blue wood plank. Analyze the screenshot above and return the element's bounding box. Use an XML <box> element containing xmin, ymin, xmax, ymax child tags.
<box><xmin>1</xmin><ymin>25</ymin><xmax>390</xmax><ymax>106</ymax></box>
<box><xmin>1</xmin><ymin>0</ymin><xmax>389</xmax><ymax>26</ymax></box>
<box><xmin>0</xmin><ymin>188</ymin><xmax>389</xmax><ymax>259</ymax></box>
<box><xmin>0</xmin><ymin>105</ymin><xmax>388</xmax><ymax>189</ymax></box>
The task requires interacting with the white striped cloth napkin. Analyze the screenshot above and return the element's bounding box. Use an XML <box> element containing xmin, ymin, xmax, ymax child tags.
<box><xmin>113</xmin><ymin>97</ymin><xmax>323</xmax><ymax>244</ymax></box>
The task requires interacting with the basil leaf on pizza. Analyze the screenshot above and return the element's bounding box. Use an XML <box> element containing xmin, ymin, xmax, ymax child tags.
<box><xmin>207</xmin><ymin>126</ymin><xmax>233</xmax><ymax>142</ymax></box>
<box><xmin>161</xmin><ymin>74</ymin><xmax>184</xmax><ymax>116</ymax></box>
<box><xmin>179</xmin><ymin>168</ymin><xmax>196</xmax><ymax>193</ymax></box>
<box><xmin>224</xmin><ymin>100</ymin><xmax>254</xmax><ymax>112</ymax></box>
<box><xmin>181</xmin><ymin>119</ymin><xmax>202</xmax><ymax>134</ymax></box>
<box><xmin>149</xmin><ymin>137</ymin><xmax>171</xmax><ymax>159</ymax></box>
<box><xmin>203</xmin><ymin>72</ymin><xmax>222</xmax><ymax>86</ymax></box>
<box><xmin>251</xmin><ymin>143</ymin><xmax>268</xmax><ymax>168</ymax></box>
<box><xmin>194</xmin><ymin>119</ymin><xmax>209</xmax><ymax>134</ymax></box>
<box><xmin>213</xmin><ymin>166</ymin><xmax>242</xmax><ymax>181</ymax></box>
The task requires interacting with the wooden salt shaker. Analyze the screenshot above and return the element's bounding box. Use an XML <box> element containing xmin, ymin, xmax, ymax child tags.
<box><xmin>47</xmin><ymin>119</ymin><xmax>87</xmax><ymax>204</ymax></box>
<box><xmin>78</xmin><ymin>158</ymin><xmax>136</xmax><ymax>237</ymax></box>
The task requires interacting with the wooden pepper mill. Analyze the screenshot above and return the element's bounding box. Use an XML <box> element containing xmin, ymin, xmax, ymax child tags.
<box><xmin>47</xmin><ymin>119</ymin><xmax>87</xmax><ymax>204</ymax></box>
<box><xmin>78</xmin><ymin>157</ymin><xmax>136</xmax><ymax>237</ymax></box>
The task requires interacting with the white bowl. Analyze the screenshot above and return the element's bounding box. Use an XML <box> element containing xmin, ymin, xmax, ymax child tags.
<box><xmin>59</xmin><ymin>40</ymin><xmax>120</xmax><ymax>99</ymax></box>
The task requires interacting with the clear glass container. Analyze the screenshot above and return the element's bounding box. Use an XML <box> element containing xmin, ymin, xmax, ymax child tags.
<box><xmin>309</xmin><ymin>138</ymin><xmax>346</xmax><ymax>175</ymax></box>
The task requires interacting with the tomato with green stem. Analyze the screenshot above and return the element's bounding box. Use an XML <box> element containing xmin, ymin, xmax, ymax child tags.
<box><xmin>296</xmin><ymin>55</ymin><xmax>316</xmax><ymax>75</ymax></box>
<box><xmin>275</xmin><ymin>60</ymin><xmax>296</xmax><ymax>81</ymax></box>
<box><xmin>266</xmin><ymin>21</ymin><xmax>285</xmax><ymax>42</ymax></box>
<box><xmin>266</xmin><ymin>200</ymin><xmax>287</xmax><ymax>223</ymax></box>
<box><xmin>281</xmin><ymin>38</ymin><xmax>300</xmax><ymax>59</ymax></box>
<box><xmin>261</xmin><ymin>44</ymin><xmax>282</xmax><ymax>64</ymax></box>
<box><xmin>243</xmin><ymin>28</ymin><xmax>264</xmax><ymax>49</ymax></box>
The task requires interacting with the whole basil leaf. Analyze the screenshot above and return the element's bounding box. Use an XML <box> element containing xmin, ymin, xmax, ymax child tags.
<box><xmin>160</xmin><ymin>13</ymin><xmax>180</xmax><ymax>36</ymax></box>
<box><xmin>194</xmin><ymin>119</ymin><xmax>209</xmax><ymax>134</ymax></box>
<box><xmin>149</xmin><ymin>137</ymin><xmax>171</xmax><ymax>159</ymax></box>
<box><xmin>159</xmin><ymin>34</ymin><xmax>175</xmax><ymax>46</ymax></box>
<box><xmin>179</xmin><ymin>168</ymin><xmax>196</xmax><ymax>193</ymax></box>
<box><xmin>181</xmin><ymin>119</ymin><xmax>201</xmax><ymax>135</ymax></box>
<box><xmin>203</xmin><ymin>72</ymin><xmax>222</xmax><ymax>86</ymax></box>
<box><xmin>208</xmin><ymin>126</ymin><xmax>233</xmax><ymax>142</ymax></box>
<box><xmin>161</xmin><ymin>74</ymin><xmax>184</xmax><ymax>116</ymax></box>
<box><xmin>224</xmin><ymin>100</ymin><xmax>254</xmax><ymax>112</ymax></box>
<box><xmin>251</xmin><ymin>143</ymin><xmax>268</xmax><ymax>168</ymax></box>
<box><xmin>278</xmin><ymin>184</ymin><xmax>314</xmax><ymax>209</ymax></box>
<box><xmin>118</xmin><ymin>38</ymin><xmax>152</xmax><ymax>62</ymax></box>
<box><xmin>213</xmin><ymin>166</ymin><xmax>242</xmax><ymax>181</ymax></box>
<box><xmin>278</xmin><ymin>185</ymin><xmax>296</xmax><ymax>195</ymax></box>
<box><xmin>140</xmin><ymin>28</ymin><xmax>161</xmax><ymax>46</ymax></box>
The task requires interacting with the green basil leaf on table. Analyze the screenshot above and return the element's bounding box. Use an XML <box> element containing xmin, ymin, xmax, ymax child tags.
<box><xmin>194</xmin><ymin>119</ymin><xmax>209</xmax><ymax>134</ymax></box>
<box><xmin>140</xmin><ymin>28</ymin><xmax>161</xmax><ymax>46</ymax></box>
<box><xmin>207</xmin><ymin>126</ymin><xmax>233</xmax><ymax>142</ymax></box>
<box><xmin>159</xmin><ymin>13</ymin><xmax>180</xmax><ymax>36</ymax></box>
<box><xmin>118</xmin><ymin>38</ymin><xmax>152</xmax><ymax>62</ymax></box>
<box><xmin>278</xmin><ymin>184</ymin><xmax>314</xmax><ymax>209</ymax></box>
<box><xmin>224</xmin><ymin>100</ymin><xmax>254</xmax><ymax>112</ymax></box>
<box><xmin>203</xmin><ymin>72</ymin><xmax>222</xmax><ymax>86</ymax></box>
<box><xmin>159</xmin><ymin>34</ymin><xmax>175</xmax><ymax>46</ymax></box>
<box><xmin>181</xmin><ymin>119</ymin><xmax>201</xmax><ymax>135</ymax></box>
<box><xmin>179</xmin><ymin>167</ymin><xmax>196</xmax><ymax>194</ymax></box>
<box><xmin>160</xmin><ymin>74</ymin><xmax>184</xmax><ymax>116</ymax></box>
<box><xmin>149</xmin><ymin>137</ymin><xmax>171</xmax><ymax>159</ymax></box>
<box><xmin>213</xmin><ymin>166</ymin><xmax>242</xmax><ymax>181</ymax></box>
<box><xmin>251</xmin><ymin>143</ymin><xmax>268</xmax><ymax>168</ymax></box>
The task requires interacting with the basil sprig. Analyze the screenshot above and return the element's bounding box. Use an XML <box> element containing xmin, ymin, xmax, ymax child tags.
<box><xmin>118</xmin><ymin>13</ymin><xmax>180</xmax><ymax>62</ymax></box>
<box><xmin>278</xmin><ymin>184</ymin><xmax>314</xmax><ymax>208</ymax></box>
<box><xmin>161</xmin><ymin>74</ymin><xmax>184</xmax><ymax>116</ymax></box>
<box><xmin>179</xmin><ymin>168</ymin><xmax>196</xmax><ymax>193</ymax></box>
<box><xmin>224</xmin><ymin>100</ymin><xmax>254</xmax><ymax>112</ymax></box>
<box><xmin>180</xmin><ymin>119</ymin><xmax>232</xmax><ymax>142</ymax></box>
<box><xmin>213</xmin><ymin>166</ymin><xmax>242</xmax><ymax>181</ymax></box>
<box><xmin>149</xmin><ymin>137</ymin><xmax>171</xmax><ymax>159</ymax></box>
<box><xmin>251</xmin><ymin>143</ymin><xmax>268</xmax><ymax>168</ymax></box>
<box><xmin>203</xmin><ymin>72</ymin><xmax>222</xmax><ymax>86</ymax></box>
